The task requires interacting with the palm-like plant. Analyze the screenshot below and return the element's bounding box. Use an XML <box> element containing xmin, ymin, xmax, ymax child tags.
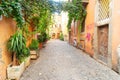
<box><xmin>7</xmin><ymin>30</ymin><xmax>27</xmax><ymax>65</ymax></box>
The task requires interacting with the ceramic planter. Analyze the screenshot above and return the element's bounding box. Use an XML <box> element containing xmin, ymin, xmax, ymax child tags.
<box><xmin>24</xmin><ymin>56</ymin><xmax>31</xmax><ymax>69</ymax></box>
<box><xmin>7</xmin><ymin>62</ymin><xmax>25</xmax><ymax>80</ymax></box>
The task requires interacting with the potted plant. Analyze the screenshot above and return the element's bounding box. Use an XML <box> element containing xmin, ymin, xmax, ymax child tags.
<box><xmin>59</xmin><ymin>32</ymin><xmax>64</xmax><ymax>41</ymax></box>
<box><xmin>29</xmin><ymin>39</ymin><xmax>39</xmax><ymax>59</ymax></box>
<box><xmin>37</xmin><ymin>34</ymin><xmax>43</xmax><ymax>49</ymax></box>
<box><xmin>42</xmin><ymin>32</ymin><xmax>47</xmax><ymax>44</ymax></box>
<box><xmin>22</xmin><ymin>47</ymin><xmax>30</xmax><ymax>69</ymax></box>
<box><xmin>7</xmin><ymin>30</ymin><xmax>28</xmax><ymax>80</ymax></box>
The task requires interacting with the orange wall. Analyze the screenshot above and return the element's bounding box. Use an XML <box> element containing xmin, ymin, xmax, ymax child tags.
<box><xmin>70</xmin><ymin>20</ymin><xmax>78</xmax><ymax>44</ymax></box>
<box><xmin>85</xmin><ymin>0</ymin><xmax>96</xmax><ymax>56</ymax></box>
<box><xmin>26</xmin><ymin>26</ymin><xmax>34</xmax><ymax>47</ymax></box>
<box><xmin>111</xmin><ymin>0</ymin><xmax>120</xmax><ymax>70</ymax></box>
<box><xmin>0</xmin><ymin>16</ymin><xmax>16</xmax><ymax>79</ymax></box>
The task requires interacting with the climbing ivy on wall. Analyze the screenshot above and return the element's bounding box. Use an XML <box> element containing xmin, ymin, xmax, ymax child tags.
<box><xmin>19</xmin><ymin>0</ymin><xmax>58</xmax><ymax>34</ymax></box>
<box><xmin>0</xmin><ymin>0</ymin><xmax>59</xmax><ymax>30</ymax></box>
<box><xmin>0</xmin><ymin>0</ymin><xmax>24</xmax><ymax>28</ymax></box>
<box><xmin>63</xmin><ymin>0</ymin><xmax>87</xmax><ymax>29</ymax></box>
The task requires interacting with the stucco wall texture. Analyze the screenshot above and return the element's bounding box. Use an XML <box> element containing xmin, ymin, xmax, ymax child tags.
<box><xmin>0</xmin><ymin>16</ymin><xmax>16</xmax><ymax>79</ymax></box>
<box><xmin>111</xmin><ymin>0</ymin><xmax>120</xmax><ymax>71</ymax></box>
<box><xmin>85</xmin><ymin>0</ymin><xmax>95</xmax><ymax>56</ymax></box>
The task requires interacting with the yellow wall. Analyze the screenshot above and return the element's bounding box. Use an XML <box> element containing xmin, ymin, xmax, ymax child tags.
<box><xmin>0</xmin><ymin>16</ymin><xmax>16</xmax><ymax>79</ymax></box>
<box><xmin>85</xmin><ymin>0</ymin><xmax>96</xmax><ymax>56</ymax></box>
<box><xmin>111</xmin><ymin>0</ymin><xmax>120</xmax><ymax>70</ymax></box>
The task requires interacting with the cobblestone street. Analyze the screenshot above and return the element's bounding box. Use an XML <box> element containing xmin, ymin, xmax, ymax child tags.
<box><xmin>20</xmin><ymin>40</ymin><xmax>120</xmax><ymax>80</ymax></box>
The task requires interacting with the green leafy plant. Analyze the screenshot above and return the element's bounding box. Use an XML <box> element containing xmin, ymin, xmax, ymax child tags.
<box><xmin>59</xmin><ymin>32</ymin><xmax>64</xmax><ymax>41</ymax></box>
<box><xmin>20</xmin><ymin>0</ymin><xmax>54</xmax><ymax>35</ymax></box>
<box><xmin>0</xmin><ymin>0</ymin><xmax>24</xmax><ymax>28</ymax></box>
<box><xmin>46</xmin><ymin>34</ymin><xmax>51</xmax><ymax>40</ymax></box>
<box><xmin>22</xmin><ymin>47</ymin><xmax>30</xmax><ymax>57</ymax></box>
<box><xmin>29</xmin><ymin>39</ymin><xmax>39</xmax><ymax>50</ymax></box>
<box><xmin>42</xmin><ymin>32</ymin><xmax>47</xmax><ymax>42</ymax></box>
<box><xmin>37</xmin><ymin>34</ymin><xmax>44</xmax><ymax>43</ymax></box>
<box><xmin>63</xmin><ymin>0</ymin><xmax>87</xmax><ymax>30</ymax></box>
<box><xmin>7</xmin><ymin>30</ymin><xmax>27</xmax><ymax>65</ymax></box>
<box><xmin>19</xmin><ymin>47</ymin><xmax>30</xmax><ymax>63</ymax></box>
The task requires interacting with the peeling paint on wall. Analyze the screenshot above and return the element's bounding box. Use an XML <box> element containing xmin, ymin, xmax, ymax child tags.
<box><xmin>86</xmin><ymin>33</ymin><xmax>91</xmax><ymax>41</ymax></box>
<box><xmin>85</xmin><ymin>23</ymin><xmax>95</xmax><ymax>56</ymax></box>
<box><xmin>86</xmin><ymin>23</ymin><xmax>94</xmax><ymax>42</ymax></box>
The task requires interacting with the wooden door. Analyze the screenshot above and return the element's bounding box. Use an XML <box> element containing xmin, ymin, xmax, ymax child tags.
<box><xmin>98</xmin><ymin>24</ymin><xmax>108</xmax><ymax>63</ymax></box>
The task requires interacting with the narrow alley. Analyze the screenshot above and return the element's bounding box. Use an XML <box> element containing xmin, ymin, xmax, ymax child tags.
<box><xmin>20</xmin><ymin>40</ymin><xmax>120</xmax><ymax>80</ymax></box>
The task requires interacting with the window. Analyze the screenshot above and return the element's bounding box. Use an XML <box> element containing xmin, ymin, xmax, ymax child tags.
<box><xmin>98</xmin><ymin>0</ymin><xmax>110</xmax><ymax>21</ymax></box>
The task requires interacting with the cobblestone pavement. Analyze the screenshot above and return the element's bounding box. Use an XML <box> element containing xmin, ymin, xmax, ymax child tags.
<box><xmin>20</xmin><ymin>40</ymin><xmax>120</xmax><ymax>80</ymax></box>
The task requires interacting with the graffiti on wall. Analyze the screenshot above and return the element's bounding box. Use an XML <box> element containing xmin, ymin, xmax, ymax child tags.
<box><xmin>85</xmin><ymin>23</ymin><xmax>95</xmax><ymax>51</ymax></box>
<box><xmin>86</xmin><ymin>33</ymin><xmax>91</xmax><ymax>41</ymax></box>
<box><xmin>86</xmin><ymin>23</ymin><xmax>94</xmax><ymax>42</ymax></box>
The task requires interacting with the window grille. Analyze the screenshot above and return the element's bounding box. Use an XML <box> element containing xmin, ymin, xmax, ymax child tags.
<box><xmin>96</xmin><ymin>0</ymin><xmax>111</xmax><ymax>25</ymax></box>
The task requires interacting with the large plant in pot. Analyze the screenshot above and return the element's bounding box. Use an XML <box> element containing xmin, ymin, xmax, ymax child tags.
<box><xmin>7</xmin><ymin>30</ymin><xmax>28</xmax><ymax>65</ymax></box>
<box><xmin>21</xmin><ymin>47</ymin><xmax>30</xmax><ymax>68</ymax></box>
<box><xmin>29</xmin><ymin>39</ymin><xmax>39</xmax><ymax>59</ymax></box>
<box><xmin>42</xmin><ymin>32</ymin><xmax>47</xmax><ymax>43</ymax></box>
<box><xmin>7</xmin><ymin>30</ymin><xmax>29</xmax><ymax>80</ymax></box>
<box><xmin>37</xmin><ymin>34</ymin><xmax>44</xmax><ymax>49</ymax></box>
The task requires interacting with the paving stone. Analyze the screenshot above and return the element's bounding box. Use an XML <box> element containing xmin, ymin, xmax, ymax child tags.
<box><xmin>20</xmin><ymin>40</ymin><xmax>120</xmax><ymax>80</ymax></box>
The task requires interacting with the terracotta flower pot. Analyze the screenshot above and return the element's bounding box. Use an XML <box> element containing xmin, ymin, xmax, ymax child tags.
<box><xmin>39</xmin><ymin>43</ymin><xmax>43</xmax><ymax>49</ymax></box>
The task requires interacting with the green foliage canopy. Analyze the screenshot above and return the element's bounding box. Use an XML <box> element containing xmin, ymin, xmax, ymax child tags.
<box><xmin>63</xmin><ymin>0</ymin><xmax>87</xmax><ymax>29</ymax></box>
<box><xmin>0</xmin><ymin>0</ymin><xmax>24</xmax><ymax>28</ymax></box>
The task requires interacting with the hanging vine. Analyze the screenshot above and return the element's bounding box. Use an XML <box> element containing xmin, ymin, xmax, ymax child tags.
<box><xmin>0</xmin><ymin>0</ymin><xmax>24</xmax><ymax>28</ymax></box>
<box><xmin>63</xmin><ymin>0</ymin><xmax>87</xmax><ymax>29</ymax></box>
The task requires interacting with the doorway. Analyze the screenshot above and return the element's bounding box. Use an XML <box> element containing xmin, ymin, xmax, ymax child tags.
<box><xmin>98</xmin><ymin>24</ymin><xmax>109</xmax><ymax>63</ymax></box>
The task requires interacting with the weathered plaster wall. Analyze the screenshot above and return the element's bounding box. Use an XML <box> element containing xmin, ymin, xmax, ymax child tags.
<box><xmin>70</xmin><ymin>20</ymin><xmax>78</xmax><ymax>45</ymax></box>
<box><xmin>85</xmin><ymin>0</ymin><xmax>96</xmax><ymax>56</ymax></box>
<box><xmin>0</xmin><ymin>16</ymin><xmax>16</xmax><ymax>79</ymax></box>
<box><xmin>111</xmin><ymin>0</ymin><xmax>120</xmax><ymax>71</ymax></box>
<box><xmin>61</xmin><ymin>12</ymin><xmax>69</xmax><ymax>41</ymax></box>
